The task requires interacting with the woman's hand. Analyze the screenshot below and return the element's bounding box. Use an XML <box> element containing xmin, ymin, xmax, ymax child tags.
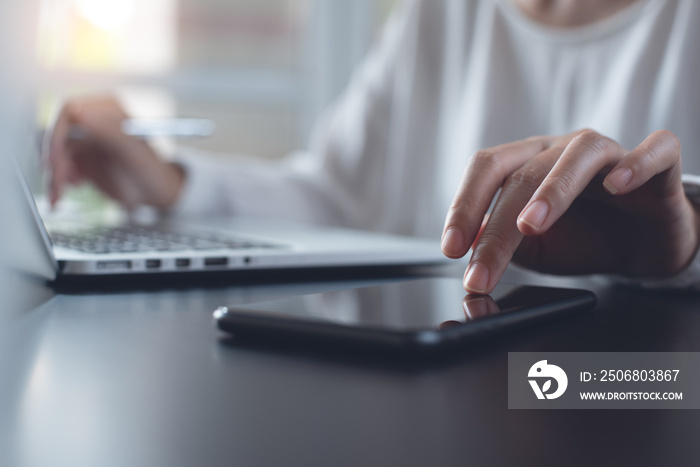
<box><xmin>442</xmin><ymin>129</ymin><xmax>700</xmax><ymax>294</ymax></box>
<box><xmin>47</xmin><ymin>96</ymin><xmax>184</xmax><ymax>209</ymax></box>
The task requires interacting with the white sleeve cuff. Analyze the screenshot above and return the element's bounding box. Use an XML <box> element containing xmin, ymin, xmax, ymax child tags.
<box><xmin>168</xmin><ymin>147</ymin><xmax>231</xmax><ymax>217</ymax></box>
<box><xmin>165</xmin><ymin>146</ymin><xmax>344</xmax><ymax>225</ymax></box>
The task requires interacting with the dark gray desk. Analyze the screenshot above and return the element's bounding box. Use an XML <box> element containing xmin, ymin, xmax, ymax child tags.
<box><xmin>1</xmin><ymin>265</ymin><xmax>699</xmax><ymax>467</ymax></box>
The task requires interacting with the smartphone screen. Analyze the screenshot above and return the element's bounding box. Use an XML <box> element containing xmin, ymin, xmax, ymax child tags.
<box><xmin>214</xmin><ymin>278</ymin><xmax>596</xmax><ymax>351</ymax></box>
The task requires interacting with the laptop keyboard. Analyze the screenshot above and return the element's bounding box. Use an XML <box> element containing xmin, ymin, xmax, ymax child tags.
<box><xmin>50</xmin><ymin>225</ymin><xmax>283</xmax><ymax>254</ymax></box>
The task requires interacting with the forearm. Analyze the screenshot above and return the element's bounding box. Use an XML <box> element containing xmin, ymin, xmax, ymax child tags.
<box><xmin>168</xmin><ymin>147</ymin><xmax>349</xmax><ymax>226</ymax></box>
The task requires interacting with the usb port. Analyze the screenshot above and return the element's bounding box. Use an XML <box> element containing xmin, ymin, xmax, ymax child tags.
<box><xmin>175</xmin><ymin>258</ymin><xmax>191</xmax><ymax>268</ymax></box>
<box><xmin>145</xmin><ymin>259</ymin><xmax>161</xmax><ymax>269</ymax></box>
<box><xmin>204</xmin><ymin>257</ymin><xmax>228</xmax><ymax>267</ymax></box>
<box><xmin>96</xmin><ymin>260</ymin><xmax>132</xmax><ymax>271</ymax></box>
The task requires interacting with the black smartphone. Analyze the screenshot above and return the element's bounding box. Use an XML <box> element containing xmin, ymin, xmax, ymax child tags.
<box><xmin>214</xmin><ymin>278</ymin><xmax>596</xmax><ymax>353</ymax></box>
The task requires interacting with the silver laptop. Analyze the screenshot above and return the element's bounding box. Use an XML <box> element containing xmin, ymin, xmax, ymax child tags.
<box><xmin>7</xmin><ymin>131</ymin><xmax>447</xmax><ymax>281</ymax></box>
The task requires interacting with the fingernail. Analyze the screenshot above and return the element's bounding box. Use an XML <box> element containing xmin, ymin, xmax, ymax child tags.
<box><xmin>464</xmin><ymin>262</ymin><xmax>490</xmax><ymax>294</ymax></box>
<box><xmin>519</xmin><ymin>200</ymin><xmax>549</xmax><ymax>232</ymax></box>
<box><xmin>442</xmin><ymin>228</ymin><xmax>465</xmax><ymax>257</ymax></box>
<box><xmin>603</xmin><ymin>168</ymin><xmax>633</xmax><ymax>195</ymax></box>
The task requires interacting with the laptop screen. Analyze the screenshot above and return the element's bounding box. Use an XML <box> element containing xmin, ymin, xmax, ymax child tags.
<box><xmin>5</xmin><ymin>105</ymin><xmax>59</xmax><ymax>280</ymax></box>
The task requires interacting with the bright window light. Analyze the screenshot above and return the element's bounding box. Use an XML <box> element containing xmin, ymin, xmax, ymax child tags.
<box><xmin>75</xmin><ymin>0</ymin><xmax>135</xmax><ymax>32</ymax></box>
<box><xmin>37</xmin><ymin>0</ymin><xmax>175</xmax><ymax>74</ymax></box>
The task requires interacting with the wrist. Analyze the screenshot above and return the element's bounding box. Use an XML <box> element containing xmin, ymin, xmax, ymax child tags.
<box><xmin>162</xmin><ymin>162</ymin><xmax>186</xmax><ymax>209</ymax></box>
<box><xmin>148</xmin><ymin>161</ymin><xmax>186</xmax><ymax>210</ymax></box>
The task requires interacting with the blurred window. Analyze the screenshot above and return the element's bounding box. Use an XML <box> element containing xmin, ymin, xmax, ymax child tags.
<box><xmin>37</xmin><ymin>0</ymin><xmax>400</xmax><ymax>158</ymax></box>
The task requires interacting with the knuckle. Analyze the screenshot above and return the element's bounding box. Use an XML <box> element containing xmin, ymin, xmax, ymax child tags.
<box><xmin>524</xmin><ymin>135</ymin><xmax>554</xmax><ymax>151</ymax></box>
<box><xmin>655</xmin><ymin>129</ymin><xmax>681</xmax><ymax>154</ymax></box>
<box><xmin>571</xmin><ymin>129</ymin><xmax>610</xmax><ymax>155</ymax></box>
<box><xmin>508</xmin><ymin>166</ymin><xmax>542</xmax><ymax>190</ymax></box>
<box><xmin>448</xmin><ymin>195</ymin><xmax>481</xmax><ymax>219</ymax></box>
<box><xmin>633</xmin><ymin>130</ymin><xmax>681</xmax><ymax>171</ymax></box>
<box><xmin>638</xmin><ymin>145</ymin><xmax>660</xmax><ymax>168</ymax></box>
<box><xmin>574</xmin><ymin>127</ymin><xmax>596</xmax><ymax>136</ymax></box>
<box><xmin>63</xmin><ymin>99</ymin><xmax>90</xmax><ymax>120</ymax></box>
<box><xmin>477</xmin><ymin>227</ymin><xmax>516</xmax><ymax>255</ymax></box>
<box><xmin>548</xmin><ymin>170</ymin><xmax>579</xmax><ymax>198</ymax></box>
<box><xmin>470</xmin><ymin>150</ymin><xmax>501</xmax><ymax>172</ymax></box>
<box><xmin>63</xmin><ymin>101</ymin><xmax>80</xmax><ymax>116</ymax></box>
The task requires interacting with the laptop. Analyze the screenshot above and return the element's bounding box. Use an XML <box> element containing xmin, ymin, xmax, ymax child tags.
<box><xmin>6</xmin><ymin>126</ymin><xmax>448</xmax><ymax>281</ymax></box>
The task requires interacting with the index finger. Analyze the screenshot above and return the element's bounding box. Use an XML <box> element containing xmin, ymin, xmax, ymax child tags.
<box><xmin>442</xmin><ymin>136</ymin><xmax>554</xmax><ymax>259</ymax></box>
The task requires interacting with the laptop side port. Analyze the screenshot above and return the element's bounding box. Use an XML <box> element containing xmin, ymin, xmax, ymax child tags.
<box><xmin>145</xmin><ymin>259</ymin><xmax>162</xmax><ymax>270</ymax></box>
<box><xmin>96</xmin><ymin>260</ymin><xmax>132</xmax><ymax>271</ymax></box>
<box><xmin>204</xmin><ymin>257</ymin><xmax>228</xmax><ymax>267</ymax></box>
<box><xmin>175</xmin><ymin>258</ymin><xmax>191</xmax><ymax>268</ymax></box>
